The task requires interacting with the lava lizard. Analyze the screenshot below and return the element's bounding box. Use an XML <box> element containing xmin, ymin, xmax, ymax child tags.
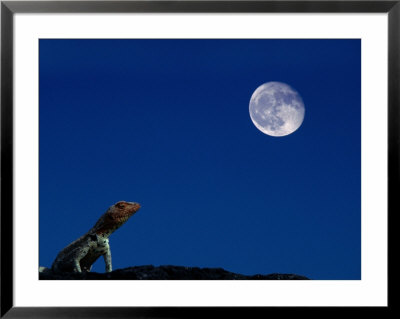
<box><xmin>51</xmin><ymin>201</ymin><xmax>140</xmax><ymax>273</ymax></box>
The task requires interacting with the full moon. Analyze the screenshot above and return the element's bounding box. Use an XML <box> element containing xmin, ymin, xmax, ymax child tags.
<box><xmin>249</xmin><ymin>82</ymin><xmax>305</xmax><ymax>137</ymax></box>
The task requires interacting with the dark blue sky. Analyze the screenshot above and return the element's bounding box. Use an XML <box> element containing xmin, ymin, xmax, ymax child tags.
<box><xmin>39</xmin><ymin>39</ymin><xmax>361</xmax><ymax>280</ymax></box>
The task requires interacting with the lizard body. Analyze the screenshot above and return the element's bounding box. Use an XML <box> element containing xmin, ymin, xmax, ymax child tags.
<box><xmin>51</xmin><ymin>201</ymin><xmax>140</xmax><ymax>273</ymax></box>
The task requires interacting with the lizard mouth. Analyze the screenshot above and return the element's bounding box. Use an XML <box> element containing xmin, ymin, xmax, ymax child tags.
<box><xmin>125</xmin><ymin>202</ymin><xmax>140</xmax><ymax>216</ymax></box>
<box><xmin>130</xmin><ymin>202</ymin><xmax>141</xmax><ymax>212</ymax></box>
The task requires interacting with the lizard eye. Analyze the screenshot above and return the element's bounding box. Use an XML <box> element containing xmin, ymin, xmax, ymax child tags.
<box><xmin>116</xmin><ymin>202</ymin><xmax>125</xmax><ymax>209</ymax></box>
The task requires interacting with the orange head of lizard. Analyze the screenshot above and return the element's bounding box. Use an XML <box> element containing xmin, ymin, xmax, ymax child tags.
<box><xmin>94</xmin><ymin>201</ymin><xmax>141</xmax><ymax>236</ymax></box>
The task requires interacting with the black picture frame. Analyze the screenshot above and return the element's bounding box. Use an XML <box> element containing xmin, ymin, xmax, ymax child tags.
<box><xmin>1</xmin><ymin>1</ymin><xmax>395</xmax><ymax>317</ymax></box>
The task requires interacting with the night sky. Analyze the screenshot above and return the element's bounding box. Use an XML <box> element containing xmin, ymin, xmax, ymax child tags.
<box><xmin>39</xmin><ymin>39</ymin><xmax>361</xmax><ymax>280</ymax></box>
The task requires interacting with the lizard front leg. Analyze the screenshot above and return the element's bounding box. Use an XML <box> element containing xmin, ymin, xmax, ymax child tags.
<box><xmin>103</xmin><ymin>247</ymin><xmax>112</xmax><ymax>272</ymax></box>
<box><xmin>73</xmin><ymin>259</ymin><xmax>82</xmax><ymax>273</ymax></box>
<box><xmin>73</xmin><ymin>246</ymin><xmax>90</xmax><ymax>273</ymax></box>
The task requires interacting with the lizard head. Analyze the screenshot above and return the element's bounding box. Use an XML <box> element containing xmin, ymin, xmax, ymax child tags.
<box><xmin>93</xmin><ymin>201</ymin><xmax>141</xmax><ymax>236</ymax></box>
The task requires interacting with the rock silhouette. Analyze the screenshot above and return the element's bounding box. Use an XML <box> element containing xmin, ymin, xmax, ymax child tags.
<box><xmin>39</xmin><ymin>265</ymin><xmax>309</xmax><ymax>280</ymax></box>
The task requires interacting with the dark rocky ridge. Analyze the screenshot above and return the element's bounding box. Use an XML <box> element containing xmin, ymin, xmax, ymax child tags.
<box><xmin>39</xmin><ymin>265</ymin><xmax>309</xmax><ymax>280</ymax></box>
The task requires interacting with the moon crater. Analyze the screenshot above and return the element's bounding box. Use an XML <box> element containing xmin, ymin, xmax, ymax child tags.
<box><xmin>249</xmin><ymin>82</ymin><xmax>305</xmax><ymax>137</ymax></box>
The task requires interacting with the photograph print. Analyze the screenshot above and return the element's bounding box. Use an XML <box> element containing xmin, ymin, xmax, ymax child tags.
<box><xmin>39</xmin><ymin>39</ymin><xmax>361</xmax><ymax>280</ymax></box>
